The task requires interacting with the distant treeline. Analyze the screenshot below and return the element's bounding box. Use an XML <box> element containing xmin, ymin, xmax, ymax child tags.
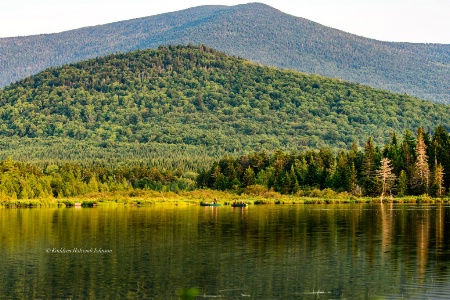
<box><xmin>1</xmin><ymin>125</ymin><xmax>449</xmax><ymax>200</ymax></box>
<box><xmin>0</xmin><ymin>160</ymin><xmax>196</xmax><ymax>200</ymax></box>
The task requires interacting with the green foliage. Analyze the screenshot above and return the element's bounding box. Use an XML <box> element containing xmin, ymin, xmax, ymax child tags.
<box><xmin>0</xmin><ymin>159</ymin><xmax>196</xmax><ymax>199</ymax></box>
<box><xmin>3</xmin><ymin>128</ymin><xmax>450</xmax><ymax>200</ymax></box>
<box><xmin>242</xmin><ymin>166</ymin><xmax>256</xmax><ymax>187</ymax></box>
<box><xmin>1</xmin><ymin>45</ymin><xmax>450</xmax><ymax>167</ymax></box>
<box><xmin>202</xmin><ymin>125</ymin><xmax>450</xmax><ymax>197</ymax></box>
<box><xmin>0</xmin><ymin>137</ymin><xmax>225</xmax><ymax>171</ymax></box>
<box><xmin>176</xmin><ymin>287</ymin><xmax>199</xmax><ymax>300</ymax></box>
<box><xmin>397</xmin><ymin>170</ymin><xmax>408</xmax><ymax>197</ymax></box>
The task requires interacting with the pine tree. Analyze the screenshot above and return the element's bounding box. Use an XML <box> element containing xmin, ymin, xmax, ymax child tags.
<box><xmin>195</xmin><ymin>170</ymin><xmax>209</xmax><ymax>188</ymax></box>
<box><xmin>333</xmin><ymin>151</ymin><xmax>349</xmax><ymax>192</ymax></box>
<box><xmin>432</xmin><ymin>164</ymin><xmax>445</xmax><ymax>197</ymax></box>
<box><xmin>294</xmin><ymin>157</ymin><xmax>308</xmax><ymax>186</ymax></box>
<box><xmin>411</xmin><ymin>127</ymin><xmax>430</xmax><ymax>194</ymax></box>
<box><xmin>423</xmin><ymin>131</ymin><xmax>435</xmax><ymax>175</ymax></box>
<box><xmin>349</xmin><ymin>162</ymin><xmax>361</xmax><ymax>196</ymax></box>
<box><xmin>402</xmin><ymin>129</ymin><xmax>416</xmax><ymax>180</ymax></box>
<box><xmin>289</xmin><ymin>165</ymin><xmax>300</xmax><ymax>194</ymax></box>
<box><xmin>214</xmin><ymin>173</ymin><xmax>228</xmax><ymax>191</ymax></box>
<box><xmin>384</xmin><ymin>132</ymin><xmax>403</xmax><ymax>175</ymax></box>
<box><xmin>318</xmin><ymin>147</ymin><xmax>335</xmax><ymax>189</ymax></box>
<box><xmin>397</xmin><ymin>170</ymin><xmax>408</xmax><ymax>197</ymax></box>
<box><xmin>255</xmin><ymin>170</ymin><xmax>267</xmax><ymax>186</ymax></box>
<box><xmin>376</xmin><ymin>158</ymin><xmax>397</xmax><ymax>200</ymax></box>
<box><xmin>361</xmin><ymin>137</ymin><xmax>379</xmax><ymax>196</ymax></box>
<box><xmin>242</xmin><ymin>166</ymin><xmax>256</xmax><ymax>188</ymax></box>
<box><xmin>305</xmin><ymin>153</ymin><xmax>319</xmax><ymax>187</ymax></box>
<box><xmin>88</xmin><ymin>176</ymin><xmax>99</xmax><ymax>192</ymax></box>
<box><xmin>432</xmin><ymin>125</ymin><xmax>450</xmax><ymax>190</ymax></box>
<box><xmin>225</xmin><ymin>158</ymin><xmax>238</xmax><ymax>184</ymax></box>
<box><xmin>323</xmin><ymin>157</ymin><xmax>336</xmax><ymax>189</ymax></box>
<box><xmin>210</xmin><ymin>164</ymin><xmax>228</xmax><ymax>190</ymax></box>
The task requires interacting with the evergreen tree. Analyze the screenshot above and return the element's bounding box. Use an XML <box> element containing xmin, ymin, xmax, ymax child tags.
<box><xmin>196</xmin><ymin>170</ymin><xmax>209</xmax><ymax>188</ymax></box>
<box><xmin>88</xmin><ymin>176</ymin><xmax>99</xmax><ymax>192</ymax></box>
<box><xmin>361</xmin><ymin>137</ymin><xmax>379</xmax><ymax>196</ymax></box>
<box><xmin>432</xmin><ymin>125</ymin><xmax>450</xmax><ymax>190</ymax></box>
<box><xmin>209</xmin><ymin>164</ymin><xmax>222</xmax><ymax>188</ymax></box>
<box><xmin>402</xmin><ymin>129</ymin><xmax>416</xmax><ymax>181</ymax></box>
<box><xmin>294</xmin><ymin>157</ymin><xmax>308</xmax><ymax>186</ymax></box>
<box><xmin>423</xmin><ymin>130</ymin><xmax>435</xmax><ymax>175</ymax></box>
<box><xmin>349</xmin><ymin>162</ymin><xmax>360</xmax><ymax>196</ymax></box>
<box><xmin>333</xmin><ymin>151</ymin><xmax>350</xmax><ymax>192</ymax></box>
<box><xmin>214</xmin><ymin>173</ymin><xmax>228</xmax><ymax>191</ymax></box>
<box><xmin>376</xmin><ymin>158</ymin><xmax>397</xmax><ymax>200</ymax></box>
<box><xmin>305</xmin><ymin>154</ymin><xmax>320</xmax><ymax>188</ymax></box>
<box><xmin>411</xmin><ymin>127</ymin><xmax>430</xmax><ymax>194</ymax></box>
<box><xmin>318</xmin><ymin>147</ymin><xmax>335</xmax><ymax>189</ymax></box>
<box><xmin>282</xmin><ymin>171</ymin><xmax>291</xmax><ymax>194</ymax></box>
<box><xmin>289</xmin><ymin>165</ymin><xmax>300</xmax><ymax>194</ymax></box>
<box><xmin>242</xmin><ymin>166</ymin><xmax>256</xmax><ymax>188</ymax></box>
<box><xmin>384</xmin><ymin>132</ymin><xmax>403</xmax><ymax>175</ymax></box>
<box><xmin>224</xmin><ymin>157</ymin><xmax>238</xmax><ymax>185</ymax></box>
<box><xmin>397</xmin><ymin>170</ymin><xmax>408</xmax><ymax>197</ymax></box>
<box><xmin>432</xmin><ymin>164</ymin><xmax>445</xmax><ymax>197</ymax></box>
<box><xmin>265</xmin><ymin>166</ymin><xmax>277</xmax><ymax>191</ymax></box>
<box><xmin>255</xmin><ymin>170</ymin><xmax>267</xmax><ymax>186</ymax></box>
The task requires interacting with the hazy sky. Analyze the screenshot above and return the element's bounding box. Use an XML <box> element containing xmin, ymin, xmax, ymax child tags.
<box><xmin>1</xmin><ymin>0</ymin><xmax>449</xmax><ymax>43</ymax></box>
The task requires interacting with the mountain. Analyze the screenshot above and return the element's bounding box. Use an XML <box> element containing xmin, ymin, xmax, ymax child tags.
<box><xmin>0</xmin><ymin>3</ymin><xmax>449</xmax><ymax>103</ymax></box>
<box><xmin>1</xmin><ymin>45</ymin><xmax>449</xmax><ymax>166</ymax></box>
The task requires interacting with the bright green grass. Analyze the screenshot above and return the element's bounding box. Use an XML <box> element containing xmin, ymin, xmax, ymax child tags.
<box><xmin>1</xmin><ymin>190</ymin><xmax>449</xmax><ymax>208</ymax></box>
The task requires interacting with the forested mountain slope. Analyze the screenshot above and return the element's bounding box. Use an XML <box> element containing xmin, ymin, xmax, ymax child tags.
<box><xmin>0</xmin><ymin>3</ymin><xmax>449</xmax><ymax>103</ymax></box>
<box><xmin>1</xmin><ymin>45</ymin><xmax>449</xmax><ymax>166</ymax></box>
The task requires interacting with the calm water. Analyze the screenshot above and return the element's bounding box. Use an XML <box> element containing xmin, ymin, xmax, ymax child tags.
<box><xmin>1</xmin><ymin>203</ymin><xmax>450</xmax><ymax>299</ymax></box>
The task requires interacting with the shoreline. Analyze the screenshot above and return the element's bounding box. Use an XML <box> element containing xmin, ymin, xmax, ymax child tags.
<box><xmin>1</xmin><ymin>190</ymin><xmax>449</xmax><ymax>208</ymax></box>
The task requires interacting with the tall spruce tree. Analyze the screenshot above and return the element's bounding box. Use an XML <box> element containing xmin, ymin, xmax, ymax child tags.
<box><xmin>432</xmin><ymin>125</ymin><xmax>450</xmax><ymax>190</ymax></box>
<box><xmin>402</xmin><ymin>129</ymin><xmax>416</xmax><ymax>180</ymax></box>
<box><xmin>376</xmin><ymin>158</ymin><xmax>397</xmax><ymax>200</ymax></box>
<box><xmin>411</xmin><ymin>127</ymin><xmax>430</xmax><ymax>194</ymax></box>
<box><xmin>397</xmin><ymin>170</ymin><xmax>408</xmax><ymax>196</ymax></box>
<box><xmin>432</xmin><ymin>164</ymin><xmax>445</xmax><ymax>197</ymax></box>
<box><xmin>333</xmin><ymin>151</ymin><xmax>350</xmax><ymax>192</ymax></box>
<box><xmin>242</xmin><ymin>166</ymin><xmax>256</xmax><ymax>188</ymax></box>
<box><xmin>349</xmin><ymin>162</ymin><xmax>361</xmax><ymax>196</ymax></box>
<box><xmin>361</xmin><ymin>137</ymin><xmax>379</xmax><ymax>196</ymax></box>
<box><xmin>384</xmin><ymin>132</ymin><xmax>403</xmax><ymax>176</ymax></box>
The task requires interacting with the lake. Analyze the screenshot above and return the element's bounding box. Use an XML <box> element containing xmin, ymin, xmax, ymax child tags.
<box><xmin>1</xmin><ymin>203</ymin><xmax>450</xmax><ymax>299</ymax></box>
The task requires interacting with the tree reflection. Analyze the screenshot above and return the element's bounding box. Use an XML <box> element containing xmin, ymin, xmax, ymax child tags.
<box><xmin>1</xmin><ymin>204</ymin><xmax>450</xmax><ymax>298</ymax></box>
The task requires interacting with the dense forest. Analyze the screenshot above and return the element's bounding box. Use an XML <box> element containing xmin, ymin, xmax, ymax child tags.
<box><xmin>0</xmin><ymin>158</ymin><xmax>196</xmax><ymax>199</ymax></box>
<box><xmin>199</xmin><ymin>125</ymin><xmax>450</xmax><ymax>198</ymax></box>
<box><xmin>0</xmin><ymin>137</ymin><xmax>224</xmax><ymax>171</ymax></box>
<box><xmin>1</xmin><ymin>3</ymin><xmax>449</xmax><ymax>102</ymax></box>
<box><xmin>1</xmin><ymin>45</ymin><xmax>450</xmax><ymax>168</ymax></box>
<box><xmin>0</xmin><ymin>125</ymin><xmax>449</xmax><ymax>200</ymax></box>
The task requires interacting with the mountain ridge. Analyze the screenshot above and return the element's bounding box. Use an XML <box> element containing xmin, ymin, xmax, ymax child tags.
<box><xmin>1</xmin><ymin>45</ymin><xmax>450</xmax><ymax>166</ymax></box>
<box><xmin>1</xmin><ymin>3</ymin><xmax>449</xmax><ymax>103</ymax></box>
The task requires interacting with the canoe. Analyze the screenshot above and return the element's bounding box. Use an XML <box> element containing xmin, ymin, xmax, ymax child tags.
<box><xmin>200</xmin><ymin>202</ymin><xmax>222</xmax><ymax>207</ymax></box>
<box><xmin>231</xmin><ymin>203</ymin><xmax>247</xmax><ymax>207</ymax></box>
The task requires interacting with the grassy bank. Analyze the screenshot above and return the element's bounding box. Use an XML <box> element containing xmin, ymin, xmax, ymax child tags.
<box><xmin>1</xmin><ymin>190</ymin><xmax>449</xmax><ymax>208</ymax></box>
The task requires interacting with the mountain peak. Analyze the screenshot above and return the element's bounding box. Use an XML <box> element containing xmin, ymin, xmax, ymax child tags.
<box><xmin>0</xmin><ymin>3</ymin><xmax>449</xmax><ymax>103</ymax></box>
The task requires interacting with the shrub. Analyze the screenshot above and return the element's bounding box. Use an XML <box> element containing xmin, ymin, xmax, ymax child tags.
<box><xmin>244</xmin><ymin>185</ymin><xmax>268</xmax><ymax>196</ymax></box>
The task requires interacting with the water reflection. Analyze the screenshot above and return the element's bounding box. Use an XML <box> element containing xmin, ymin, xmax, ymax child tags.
<box><xmin>1</xmin><ymin>204</ymin><xmax>450</xmax><ymax>299</ymax></box>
